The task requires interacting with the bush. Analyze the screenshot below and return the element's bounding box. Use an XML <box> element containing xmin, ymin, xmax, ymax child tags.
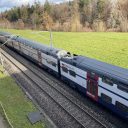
<box><xmin>93</xmin><ymin>20</ymin><xmax>106</xmax><ymax>32</ymax></box>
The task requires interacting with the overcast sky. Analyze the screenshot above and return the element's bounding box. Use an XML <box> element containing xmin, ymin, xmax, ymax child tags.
<box><xmin>0</xmin><ymin>0</ymin><xmax>68</xmax><ymax>12</ymax></box>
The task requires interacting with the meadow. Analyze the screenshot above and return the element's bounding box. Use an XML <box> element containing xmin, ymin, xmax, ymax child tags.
<box><xmin>1</xmin><ymin>29</ymin><xmax>128</xmax><ymax>69</ymax></box>
<box><xmin>0</xmin><ymin>66</ymin><xmax>44</xmax><ymax>128</ymax></box>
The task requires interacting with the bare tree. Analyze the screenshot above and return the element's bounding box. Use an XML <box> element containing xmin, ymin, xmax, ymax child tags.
<box><xmin>117</xmin><ymin>0</ymin><xmax>128</xmax><ymax>32</ymax></box>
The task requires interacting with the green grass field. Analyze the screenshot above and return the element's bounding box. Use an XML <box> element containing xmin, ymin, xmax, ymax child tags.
<box><xmin>1</xmin><ymin>29</ymin><xmax>128</xmax><ymax>68</ymax></box>
<box><xmin>0</xmin><ymin>66</ymin><xmax>45</xmax><ymax>128</ymax></box>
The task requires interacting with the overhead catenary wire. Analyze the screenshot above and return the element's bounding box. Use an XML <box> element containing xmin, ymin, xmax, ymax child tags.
<box><xmin>31</xmin><ymin>31</ymin><xmax>53</xmax><ymax>48</ymax></box>
<box><xmin>31</xmin><ymin>31</ymin><xmax>50</xmax><ymax>41</ymax></box>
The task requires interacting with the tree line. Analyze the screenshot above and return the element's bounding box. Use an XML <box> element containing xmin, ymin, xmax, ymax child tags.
<box><xmin>0</xmin><ymin>0</ymin><xmax>128</xmax><ymax>32</ymax></box>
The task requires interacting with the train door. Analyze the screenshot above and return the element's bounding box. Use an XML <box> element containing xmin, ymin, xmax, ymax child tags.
<box><xmin>38</xmin><ymin>50</ymin><xmax>42</xmax><ymax>65</ymax></box>
<box><xmin>86</xmin><ymin>72</ymin><xmax>98</xmax><ymax>101</ymax></box>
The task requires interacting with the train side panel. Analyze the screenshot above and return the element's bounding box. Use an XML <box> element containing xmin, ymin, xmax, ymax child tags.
<box><xmin>20</xmin><ymin>43</ymin><xmax>39</xmax><ymax>61</ymax></box>
<box><xmin>41</xmin><ymin>52</ymin><xmax>58</xmax><ymax>73</ymax></box>
<box><xmin>98</xmin><ymin>77</ymin><xmax>128</xmax><ymax>119</ymax></box>
<box><xmin>60</xmin><ymin>59</ymin><xmax>128</xmax><ymax>120</ymax></box>
<box><xmin>60</xmin><ymin>60</ymin><xmax>87</xmax><ymax>92</ymax></box>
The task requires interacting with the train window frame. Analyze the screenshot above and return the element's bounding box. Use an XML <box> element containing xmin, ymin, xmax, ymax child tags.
<box><xmin>69</xmin><ymin>70</ymin><xmax>76</xmax><ymax>77</ymax></box>
<box><xmin>101</xmin><ymin>93</ymin><xmax>112</xmax><ymax>104</ymax></box>
<box><xmin>102</xmin><ymin>77</ymin><xmax>113</xmax><ymax>86</ymax></box>
<box><xmin>46</xmin><ymin>60</ymin><xmax>54</xmax><ymax>66</ymax></box>
<box><xmin>62</xmin><ymin>66</ymin><xmax>68</xmax><ymax>73</ymax></box>
<box><xmin>117</xmin><ymin>83</ymin><xmax>128</xmax><ymax>93</ymax></box>
<box><xmin>116</xmin><ymin>101</ymin><xmax>128</xmax><ymax>113</ymax></box>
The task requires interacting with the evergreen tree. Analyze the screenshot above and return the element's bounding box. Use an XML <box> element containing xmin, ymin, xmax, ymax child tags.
<box><xmin>44</xmin><ymin>0</ymin><xmax>51</xmax><ymax>14</ymax></box>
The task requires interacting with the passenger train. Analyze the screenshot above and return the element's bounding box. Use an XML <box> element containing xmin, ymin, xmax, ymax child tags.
<box><xmin>0</xmin><ymin>32</ymin><xmax>128</xmax><ymax>120</ymax></box>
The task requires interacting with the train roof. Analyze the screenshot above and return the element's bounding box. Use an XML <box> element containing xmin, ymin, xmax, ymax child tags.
<box><xmin>14</xmin><ymin>37</ymin><xmax>60</xmax><ymax>57</ymax></box>
<box><xmin>0</xmin><ymin>31</ymin><xmax>11</xmax><ymax>36</ymax></box>
<box><xmin>0</xmin><ymin>31</ymin><xmax>11</xmax><ymax>38</ymax></box>
<box><xmin>15</xmin><ymin>37</ymin><xmax>48</xmax><ymax>50</ymax></box>
<box><xmin>0</xmin><ymin>31</ymin><xmax>60</xmax><ymax>57</ymax></box>
<box><xmin>61</xmin><ymin>56</ymin><xmax>128</xmax><ymax>85</ymax></box>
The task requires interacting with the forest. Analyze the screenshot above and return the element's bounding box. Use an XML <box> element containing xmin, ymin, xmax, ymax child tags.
<box><xmin>0</xmin><ymin>0</ymin><xmax>128</xmax><ymax>32</ymax></box>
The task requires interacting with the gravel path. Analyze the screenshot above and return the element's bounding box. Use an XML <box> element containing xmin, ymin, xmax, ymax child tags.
<box><xmin>0</xmin><ymin>114</ymin><xmax>7</xmax><ymax>128</ymax></box>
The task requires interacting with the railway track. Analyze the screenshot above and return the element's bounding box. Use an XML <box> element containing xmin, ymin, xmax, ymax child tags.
<box><xmin>1</xmin><ymin>48</ymin><xmax>109</xmax><ymax>128</ymax></box>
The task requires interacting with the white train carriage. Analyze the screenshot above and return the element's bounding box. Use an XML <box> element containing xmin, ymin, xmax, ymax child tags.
<box><xmin>41</xmin><ymin>52</ymin><xmax>58</xmax><ymax>73</ymax></box>
<box><xmin>20</xmin><ymin>43</ymin><xmax>39</xmax><ymax>61</ymax></box>
<box><xmin>14</xmin><ymin>37</ymin><xmax>60</xmax><ymax>75</ymax></box>
<box><xmin>60</xmin><ymin>55</ymin><xmax>128</xmax><ymax>119</ymax></box>
<box><xmin>60</xmin><ymin>58</ymin><xmax>87</xmax><ymax>92</ymax></box>
<box><xmin>14</xmin><ymin>37</ymin><xmax>44</xmax><ymax>63</ymax></box>
<box><xmin>40</xmin><ymin>47</ymin><xmax>61</xmax><ymax>76</ymax></box>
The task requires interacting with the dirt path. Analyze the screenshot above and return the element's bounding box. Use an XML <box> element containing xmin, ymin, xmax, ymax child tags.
<box><xmin>0</xmin><ymin>114</ymin><xmax>7</xmax><ymax>128</ymax></box>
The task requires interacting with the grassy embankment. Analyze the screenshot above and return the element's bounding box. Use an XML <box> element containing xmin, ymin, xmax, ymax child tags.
<box><xmin>1</xmin><ymin>29</ymin><xmax>128</xmax><ymax>68</ymax></box>
<box><xmin>0</xmin><ymin>66</ymin><xmax>45</xmax><ymax>128</ymax></box>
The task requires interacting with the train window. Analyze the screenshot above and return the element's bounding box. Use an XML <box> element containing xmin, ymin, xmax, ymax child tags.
<box><xmin>102</xmin><ymin>77</ymin><xmax>113</xmax><ymax>86</ymax></box>
<box><xmin>62</xmin><ymin>67</ymin><xmax>68</xmax><ymax>73</ymax></box>
<box><xmin>52</xmin><ymin>62</ymin><xmax>56</xmax><ymax>67</ymax></box>
<box><xmin>101</xmin><ymin>93</ymin><xmax>112</xmax><ymax>104</ymax></box>
<box><xmin>117</xmin><ymin>84</ymin><xmax>128</xmax><ymax>93</ymax></box>
<box><xmin>116</xmin><ymin>101</ymin><xmax>128</xmax><ymax>113</ymax></box>
<box><xmin>46</xmin><ymin>60</ymin><xmax>56</xmax><ymax>67</ymax></box>
<box><xmin>69</xmin><ymin>70</ymin><xmax>76</xmax><ymax>77</ymax></box>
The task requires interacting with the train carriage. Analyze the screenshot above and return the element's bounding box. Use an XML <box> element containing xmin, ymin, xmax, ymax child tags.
<box><xmin>11</xmin><ymin>36</ymin><xmax>60</xmax><ymax>76</ymax></box>
<box><xmin>40</xmin><ymin>47</ymin><xmax>60</xmax><ymax>76</ymax></box>
<box><xmin>60</xmin><ymin>55</ymin><xmax>87</xmax><ymax>92</ymax></box>
<box><xmin>60</xmin><ymin>55</ymin><xmax>128</xmax><ymax>119</ymax></box>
